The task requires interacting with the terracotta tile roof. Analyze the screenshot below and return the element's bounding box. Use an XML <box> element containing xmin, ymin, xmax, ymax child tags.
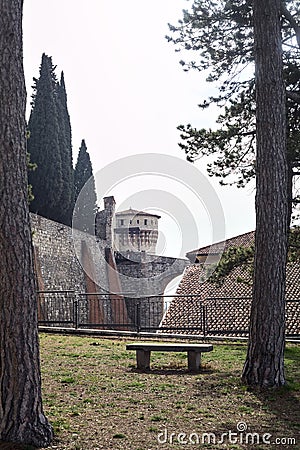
<box><xmin>186</xmin><ymin>231</ymin><xmax>255</xmax><ymax>262</ymax></box>
<box><xmin>286</xmin><ymin>261</ymin><xmax>300</xmax><ymax>299</ymax></box>
<box><xmin>176</xmin><ymin>264</ymin><xmax>253</xmax><ymax>299</ymax></box>
<box><xmin>161</xmin><ymin>260</ymin><xmax>300</xmax><ymax>337</ymax></box>
<box><xmin>161</xmin><ymin>230</ymin><xmax>300</xmax><ymax>336</ymax></box>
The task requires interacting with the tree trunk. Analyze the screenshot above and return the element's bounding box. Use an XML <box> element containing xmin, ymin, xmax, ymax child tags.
<box><xmin>242</xmin><ymin>0</ymin><xmax>289</xmax><ymax>387</ymax></box>
<box><xmin>0</xmin><ymin>0</ymin><xmax>53</xmax><ymax>445</ymax></box>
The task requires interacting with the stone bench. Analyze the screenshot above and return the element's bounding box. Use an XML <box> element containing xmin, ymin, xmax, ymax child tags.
<box><xmin>126</xmin><ymin>343</ymin><xmax>213</xmax><ymax>372</ymax></box>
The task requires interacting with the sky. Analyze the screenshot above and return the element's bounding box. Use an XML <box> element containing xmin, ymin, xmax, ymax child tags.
<box><xmin>23</xmin><ymin>0</ymin><xmax>256</xmax><ymax>261</ymax></box>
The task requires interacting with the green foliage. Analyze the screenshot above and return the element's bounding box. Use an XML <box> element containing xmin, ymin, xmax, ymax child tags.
<box><xmin>27</xmin><ymin>54</ymin><xmax>74</xmax><ymax>225</ymax></box>
<box><xmin>74</xmin><ymin>139</ymin><xmax>97</xmax><ymax>233</ymax></box>
<box><xmin>167</xmin><ymin>0</ymin><xmax>254</xmax><ymax>92</ymax></box>
<box><xmin>56</xmin><ymin>72</ymin><xmax>74</xmax><ymax>226</ymax></box>
<box><xmin>178</xmin><ymin>82</ymin><xmax>256</xmax><ymax>187</ymax></box>
<box><xmin>28</xmin><ymin>54</ymin><xmax>62</xmax><ymax>220</ymax></box>
<box><xmin>208</xmin><ymin>245</ymin><xmax>254</xmax><ymax>286</ymax></box>
<box><xmin>208</xmin><ymin>228</ymin><xmax>300</xmax><ymax>285</ymax></box>
<box><xmin>26</xmin><ymin>152</ymin><xmax>36</xmax><ymax>204</ymax></box>
<box><xmin>167</xmin><ymin>0</ymin><xmax>300</xmax><ymax>210</ymax></box>
<box><xmin>289</xmin><ymin>226</ymin><xmax>300</xmax><ymax>261</ymax></box>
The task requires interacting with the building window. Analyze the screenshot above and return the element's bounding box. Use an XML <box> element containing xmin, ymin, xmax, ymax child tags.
<box><xmin>137</xmin><ymin>219</ymin><xmax>139</xmax><ymax>224</ymax></box>
<box><xmin>120</xmin><ymin>219</ymin><xmax>124</xmax><ymax>226</ymax></box>
<box><xmin>144</xmin><ymin>219</ymin><xmax>148</xmax><ymax>225</ymax></box>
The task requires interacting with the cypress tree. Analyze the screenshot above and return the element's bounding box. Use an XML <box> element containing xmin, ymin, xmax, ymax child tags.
<box><xmin>28</xmin><ymin>54</ymin><xmax>74</xmax><ymax>225</ymax></box>
<box><xmin>74</xmin><ymin>139</ymin><xmax>97</xmax><ymax>233</ymax></box>
<box><xmin>28</xmin><ymin>54</ymin><xmax>63</xmax><ymax>221</ymax></box>
<box><xmin>56</xmin><ymin>72</ymin><xmax>74</xmax><ymax>226</ymax></box>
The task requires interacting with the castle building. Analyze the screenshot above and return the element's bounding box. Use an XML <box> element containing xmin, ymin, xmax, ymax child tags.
<box><xmin>114</xmin><ymin>208</ymin><xmax>161</xmax><ymax>254</ymax></box>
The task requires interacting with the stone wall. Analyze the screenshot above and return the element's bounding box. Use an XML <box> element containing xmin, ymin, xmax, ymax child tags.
<box><xmin>30</xmin><ymin>213</ymin><xmax>189</xmax><ymax>331</ymax></box>
<box><xmin>31</xmin><ymin>213</ymin><xmax>110</xmax><ymax>326</ymax></box>
<box><xmin>115</xmin><ymin>251</ymin><xmax>189</xmax><ymax>329</ymax></box>
<box><xmin>31</xmin><ymin>213</ymin><xmax>86</xmax><ymax>292</ymax></box>
<box><xmin>115</xmin><ymin>251</ymin><xmax>189</xmax><ymax>296</ymax></box>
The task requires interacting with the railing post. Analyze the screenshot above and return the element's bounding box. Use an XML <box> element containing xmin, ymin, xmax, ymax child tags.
<box><xmin>136</xmin><ymin>300</ymin><xmax>141</xmax><ymax>333</ymax></box>
<box><xmin>74</xmin><ymin>293</ymin><xmax>79</xmax><ymax>329</ymax></box>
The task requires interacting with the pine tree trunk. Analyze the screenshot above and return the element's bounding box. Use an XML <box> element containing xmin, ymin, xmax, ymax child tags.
<box><xmin>0</xmin><ymin>0</ymin><xmax>53</xmax><ymax>445</ymax></box>
<box><xmin>242</xmin><ymin>0</ymin><xmax>289</xmax><ymax>387</ymax></box>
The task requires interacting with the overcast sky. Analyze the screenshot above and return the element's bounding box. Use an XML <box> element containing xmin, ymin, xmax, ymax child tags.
<box><xmin>23</xmin><ymin>0</ymin><xmax>255</xmax><ymax>260</ymax></box>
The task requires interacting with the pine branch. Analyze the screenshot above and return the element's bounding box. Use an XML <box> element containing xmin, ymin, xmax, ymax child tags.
<box><xmin>281</xmin><ymin>2</ymin><xmax>300</xmax><ymax>48</ymax></box>
<box><xmin>286</xmin><ymin>90</ymin><xmax>300</xmax><ymax>103</ymax></box>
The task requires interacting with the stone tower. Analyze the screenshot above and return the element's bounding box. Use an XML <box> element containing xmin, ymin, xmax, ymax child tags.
<box><xmin>114</xmin><ymin>208</ymin><xmax>160</xmax><ymax>254</ymax></box>
<box><xmin>95</xmin><ymin>196</ymin><xmax>115</xmax><ymax>247</ymax></box>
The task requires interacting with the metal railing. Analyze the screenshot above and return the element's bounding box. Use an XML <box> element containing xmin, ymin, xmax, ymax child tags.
<box><xmin>38</xmin><ymin>290</ymin><xmax>76</xmax><ymax>327</ymax></box>
<box><xmin>37</xmin><ymin>291</ymin><xmax>300</xmax><ymax>338</ymax></box>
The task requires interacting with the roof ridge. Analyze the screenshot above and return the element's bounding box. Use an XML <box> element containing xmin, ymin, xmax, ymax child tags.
<box><xmin>186</xmin><ymin>230</ymin><xmax>255</xmax><ymax>258</ymax></box>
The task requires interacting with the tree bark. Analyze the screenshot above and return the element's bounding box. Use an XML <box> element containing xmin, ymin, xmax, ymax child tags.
<box><xmin>0</xmin><ymin>0</ymin><xmax>53</xmax><ymax>445</ymax></box>
<box><xmin>242</xmin><ymin>0</ymin><xmax>289</xmax><ymax>387</ymax></box>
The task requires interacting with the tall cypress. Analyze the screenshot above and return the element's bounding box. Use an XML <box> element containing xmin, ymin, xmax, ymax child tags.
<box><xmin>28</xmin><ymin>55</ymin><xmax>74</xmax><ymax>225</ymax></box>
<box><xmin>56</xmin><ymin>72</ymin><xmax>74</xmax><ymax>226</ymax></box>
<box><xmin>74</xmin><ymin>139</ymin><xmax>97</xmax><ymax>233</ymax></box>
<box><xmin>28</xmin><ymin>54</ymin><xmax>63</xmax><ymax>221</ymax></box>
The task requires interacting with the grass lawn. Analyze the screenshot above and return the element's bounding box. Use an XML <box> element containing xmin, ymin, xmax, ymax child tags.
<box><xmin>4</xmin><ymin>333</ymin><xmax>300</xmax><ymax>450</ymax></box>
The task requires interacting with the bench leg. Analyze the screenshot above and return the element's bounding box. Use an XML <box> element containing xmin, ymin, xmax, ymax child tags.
<box><xmin>136</xmin><ymin>350</ymin><xmax>151</xmax><ymax>370</ymax></box>
<box><xmin>188</xmin><ymin>351</ymin><xmax>201</xmax><ymax>372</ymax></box>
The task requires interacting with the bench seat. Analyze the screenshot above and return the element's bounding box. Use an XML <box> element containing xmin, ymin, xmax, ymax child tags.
<box><xmin>126</xmin><ymin>343</ymin><xmax>213</xmax><ymax>372</ymax></box>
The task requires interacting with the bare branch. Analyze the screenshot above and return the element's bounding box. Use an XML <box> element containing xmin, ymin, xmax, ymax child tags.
<box><xmin>286</xmin><ymin>90</ymin><xmax>300</xmax><ymax>103</ymax></box>
<box><xmin>281</xmin><ymin>2</ymin><xmax>300</xmax><ymax>48</ymax></box>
